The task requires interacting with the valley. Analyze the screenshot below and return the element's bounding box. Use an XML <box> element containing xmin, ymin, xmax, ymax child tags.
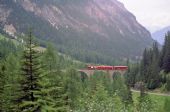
<box><xmin>0</xmin><ymin>0</ymin><xmax>170</xmax><ymax>112</ymax></box>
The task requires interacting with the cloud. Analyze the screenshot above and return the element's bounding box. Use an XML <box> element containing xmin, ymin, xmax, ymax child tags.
<box><xmin>118</xmin><ymin>0</ymin><xmax>170</xmax><ymax>32</ymax></box>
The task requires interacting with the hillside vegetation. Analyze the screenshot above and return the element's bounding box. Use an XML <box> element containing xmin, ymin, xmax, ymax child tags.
<box><xmin>0</xmin><ymin>32</ymin><xmax>169</xmax><ymax>112</ymax></box>
<box><xmin>0</xmin><ymin>0</ymin><xmax>154</xmax><ymax>64</ymax></box>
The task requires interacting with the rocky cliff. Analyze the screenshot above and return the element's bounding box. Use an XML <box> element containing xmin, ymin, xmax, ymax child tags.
<box><xmin>0</xmin><ymin>0</ymin><xmax>154</xmax><ymax>64</ymax></box>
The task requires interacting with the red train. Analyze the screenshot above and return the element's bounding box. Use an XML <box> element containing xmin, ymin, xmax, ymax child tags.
<box><xmin>87</xmin><ymin>65</ymin><xmax>128</xmax><ymax>71</ymax></box>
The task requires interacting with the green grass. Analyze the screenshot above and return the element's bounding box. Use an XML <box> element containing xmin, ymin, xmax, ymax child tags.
<box><xmin>132</xmin><ymin>91</ymin><xmax>170</xmax><ymax>112</ymax></box>
<box><xmin>0</xmin><ymin>34</ymin><xmax>5</xmax><ymax>40</ymax></box>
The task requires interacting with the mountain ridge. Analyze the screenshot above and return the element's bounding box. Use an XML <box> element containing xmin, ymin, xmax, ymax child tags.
<box><xmin>0</xmin><ymin>0</ymin><xmax>154</xmax><ymax>64</ymax></box>
<box><xmin>152</xmin><ymin>26</ymin><xmax>170</xmax><ymax>45</ymax></box>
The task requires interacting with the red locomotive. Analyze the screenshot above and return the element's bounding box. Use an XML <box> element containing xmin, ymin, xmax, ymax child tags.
<box><xmin>87</xmin><ymin>65</ymin><xmax>128</xmax><ymax>71</ymax></box>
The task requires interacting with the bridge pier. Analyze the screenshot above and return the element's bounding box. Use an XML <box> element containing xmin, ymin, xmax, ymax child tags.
<box><xmin>78</xmin><ymin>70</ymin><xmax>94</xmax><ymax>78</ymax></box>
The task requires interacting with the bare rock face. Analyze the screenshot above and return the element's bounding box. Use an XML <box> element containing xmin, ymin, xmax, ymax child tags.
<box><xmin>0</xmin><ymin>0</ymin><xmax>154</xmax><ymax>63</ymax></box>
<box><xmin>3</xmin><ymin>24</ymin><xmax>16</xmax><ymax>37</ymax></box>
<box><xmin>0</xmin><ymin>4</ymin><xmax>11</xmax><ymax>24</ymax></box>
<box><xmin>18</xmin><ymin>0</ymin><xmax>150</xmax><ymax>38</ymax></box>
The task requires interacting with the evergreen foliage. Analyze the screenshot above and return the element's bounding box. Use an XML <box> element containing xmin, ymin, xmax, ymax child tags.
<box><xmin>0</xmin><ymin>38</ymin><xmax>19</xmax><ymax>59</ymax></box>
<box><xmin>42</xmin><ymin>44</ymin><xmax>59</xmax><ymax>71</ymax></box>
<box><xmin>0</xmin><ymin>63</ymin><xmax>5</xmax><ymax>111</ymax></box>
<box><xmin>2</xmin><ymin>30</ymin><xmax>170</xmax><ymax>111</ymax></box>
<box><xmin>65</xmin><ymin>68</ymin><xmax>82</xmax><ymax>109</ymax></box>
<box><xmin>165</xmin><ymin>73</ymin><xmax>170</xmax><ymax>91</ymax></box>
<box><xmin>1</xmin><ymin>54</ymin><xmax>21</xmax><ymax>111</ymax></box>
<box><xmin>162</xmin><ymin>32</ymin><xmax>170</xmax><ymax>73</ymax></box>
<box><xmin>18</xmin><ymin>31</ymin><xmax>44</xmax><ymax>111</ymax></box>
<box><xmin>128</xmin><ymin>42</ymin><xmax>160</xmax><ymax>89</ymax></box>
<box><xmin>42</xmin><ymin>44</ymin><xmax>69</xmax><ymax>111</ymax></box>
<box><xmin>139</xmin><ymin>32</ymin><xmax>170</xmax><ymax>90</ymax></box>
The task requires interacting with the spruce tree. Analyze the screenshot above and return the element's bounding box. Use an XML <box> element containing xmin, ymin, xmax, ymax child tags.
<box><xmin>42</xmin><ymin>43</ymin><xmax>69</xmax><ymax>111</ymax></box>
<box><xmin>162</xmin><ymin>32</ymin><xmax>170</xmax><ymax>73</ymax></box>
<box><xmin>126</xmin><ymin>63</ymin><xmax>140</xmax><ymax>87</ymax></box>
<box><xmin>42</xmin><ymin>43</ymin><xmax>59</xmax><ymax>72</ymax></box>
<box><xmin>47</xmin><ymin>70</ymin><xmax>69</xmax><ymax>112</ymax></box>
<box><xmin>165</xmin><ymin>73</ymin><xmax>170</xmax><ymax>91</ymax></box>
<box><xmin>0</xmin><ymin>64</ymin><xmax>5</xmax><ymax>111</ymax></box>
<box><xmin>140</xmin><ymin>43</ymin><xmax>160</xmax><ymax>89</ymax></box>
<box><xmin>2</xmin><ymin>54</ymin><xmax>21</xmax><ymax>111</ymax></box>
<box><xmin>147</xmin><ymin>42</ymin><xmax>160</xmax><ymax>89</ymax></box>
<box><xmin>18</xmin><ymin>31</ymin><xmax>43</xmax><ymax>111</ymax></box>
<box><xmin>65</xmin><ymin>68</ymin><xmax>82</xmax><ymax>109</ymax></box>
<box><xmin>140</xmin><ymin>48</ymin><xmax>149</xmax><ymax>82</ymax></box>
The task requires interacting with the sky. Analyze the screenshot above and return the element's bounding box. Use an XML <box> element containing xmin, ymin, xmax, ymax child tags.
<box><xmin>118</xmin><ymin>0</ymin><xmax>170</xmax><ymax>33</ymax></box>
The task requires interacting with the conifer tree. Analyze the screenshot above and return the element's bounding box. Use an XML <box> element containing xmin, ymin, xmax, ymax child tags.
<box><xmin>140</xmin><ymin>48</ymin><xmax>149</xmax><ymax>82</ymax></box>
<box><xmin>0</xmin><ymin>63</ymin><xmax>5</xmax><ymax>111</ymax></box>
<box><xmin>18</xmin><ymin>31</ymin><xmax>43</xmax><ymax>111</ymax></box>
<box><xmin>2</xmin><ymin>54</ymin><xmax>21</xmax><ymax>111</ymax></box>
<box><xmin>47</xmin><ymin>70</ymin><xmax>69</xmax><ymax>112</ymax></box>
<box><xmin>42</xmin><ymin>43</ymin><xmax>59</xmax><ymax>71</ymax></box>
<box><xmin>139</xmin><ymin>42</ymin><xmax>160</xmax><ymax>89</ymax></box>
<box><xmin>42</xmin><ymin>43</ymin><xmax>69</xmax><ymax>111</ymax></box>
<box><xmin>126</xmin><ymin>62</ymin><xmax>140</xmax><ymax>87</ymax></box>
<box><xmin>147</xmin><ymin>42</ymin><xmax>160</xmax><ymax>89</ymax></box>
<box><xmin>90</xmin><ymin>81</ymin><xmax>110</xmax><ymax>112</ymax></box>
<box><xmin>162</xmin><ymin>32</ymin><xmax>170</xmax><ymax>73</ymax></box>
<box><xmin>165</xmin><ymin>73</ymin><xmax>170</xmax><ymax>91</ymax></box>
<box><xmin>65</xmin><ymin>68</ymin><xmax>82</xmax><ymax>109</ymax></box>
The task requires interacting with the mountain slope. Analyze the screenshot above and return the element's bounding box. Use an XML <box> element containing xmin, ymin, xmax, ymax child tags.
<box><xmin>0</xmin><ymin>0</ymin><xmax>154</xmax><ymax>64</ymax></box>
<box><xmin>152</xmin><ymin>26</ymin><xmax>170</xmax><ymax>45</ymax></box>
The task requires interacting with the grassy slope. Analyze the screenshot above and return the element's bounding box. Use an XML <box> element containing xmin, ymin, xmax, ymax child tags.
<box><xmin>132</xmin><ymin>92</ymin><xmax>170</xmax><ymax>112</ymax></box>
<box><xmin>0</xmin><ymin>33</ymin><xmax>85</xmax><ymax>69</ymax></box>
<box><xmin>0</xmin><ymin>34</ymin><xmax>5</xmax><ymax>40</ymax></box>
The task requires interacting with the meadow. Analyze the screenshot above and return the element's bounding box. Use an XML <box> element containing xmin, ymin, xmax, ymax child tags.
<box><xmin>132</xmin><ymin>91</ymin><xmax>170</xmax><ymax>112</ymax></box>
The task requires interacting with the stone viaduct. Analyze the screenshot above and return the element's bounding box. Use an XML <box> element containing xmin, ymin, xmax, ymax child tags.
<box><xmin>78</xmin><ymin>69</ymin><xmax>127</xmax><ymax>79</ymax></box>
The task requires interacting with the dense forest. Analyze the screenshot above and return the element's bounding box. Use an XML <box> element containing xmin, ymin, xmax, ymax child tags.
<box><xmin>0</xmin><ymin>31</ymin><xmax>170</xmax><ymax>112</ymax></box>
<box><xmin>127</xmin><ymin>31</ymin><xmax>170</xmax><ymax>91</ymax></box>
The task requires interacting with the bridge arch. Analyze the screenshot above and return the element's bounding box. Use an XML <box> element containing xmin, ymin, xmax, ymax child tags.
<box><xmin>77</xmin><ymin>70</ymin><xmax>126</xmax><ymax>80</ymax></box>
